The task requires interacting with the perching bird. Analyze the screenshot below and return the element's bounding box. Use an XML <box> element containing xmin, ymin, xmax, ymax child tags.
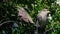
<box><xmin>35</xmin><ymin>8</ymin><xmax>50</xmax><ymax>34</ymax></box>
<box><xmin>17</xmin><ymin>7</ymin><xmax>34</xmax><ymax>24</ymax></box>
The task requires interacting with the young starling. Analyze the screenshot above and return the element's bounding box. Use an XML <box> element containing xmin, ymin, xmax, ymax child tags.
<box><xmin>36</xmin><ymin>8</ymin><xmax>50</xmax><ymax>34</ymax></box>
<box><xmin>17</xmin><ymin>7</ymin><xmax>34</xmax><ymax>24</ymax></box>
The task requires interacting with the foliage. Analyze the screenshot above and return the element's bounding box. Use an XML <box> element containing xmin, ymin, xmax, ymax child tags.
<box><xmin>0</xmin><ymin>0</ymin><xmax>60</xmax><ymax>34</ymax></box>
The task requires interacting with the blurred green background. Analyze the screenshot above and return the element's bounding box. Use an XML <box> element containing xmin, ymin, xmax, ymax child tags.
<box><xmin>0</xmin><ymin>0</ymin><xmax>60</xmax><ymax>34</ymax></box>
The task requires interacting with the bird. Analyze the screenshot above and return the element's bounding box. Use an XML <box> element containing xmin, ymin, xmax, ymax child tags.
<box><xmin>35</xmin><ymin>8</ymin><xmax>50</xmax><ymax>34</ymax></box>
<box><xmin>17</xmin><ymin>7</ymin><xmax>34</xmax><ymax>24</ymax></box>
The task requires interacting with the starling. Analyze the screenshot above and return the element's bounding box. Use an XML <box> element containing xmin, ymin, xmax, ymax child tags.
<box><xmin>17</xmin><ymin>7</ymin><xmax>34</xmax><ymax>24</ymax></box>
<box><xmin>36</xmin><ymin>8</ymin><xmax>50</xmax><ymax>34</ymax></box>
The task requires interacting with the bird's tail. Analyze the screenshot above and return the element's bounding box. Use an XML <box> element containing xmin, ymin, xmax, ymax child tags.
<box><xmin>34</xmin><ymin>20</ymin><xmax>40</xmax><ymax>34</ymax></box>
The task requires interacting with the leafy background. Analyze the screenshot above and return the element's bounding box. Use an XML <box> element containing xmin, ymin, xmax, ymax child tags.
<box><xmin>0</xmin><ymin>0</ymin><xmax>60</xmax><ymax>34</ymax></box>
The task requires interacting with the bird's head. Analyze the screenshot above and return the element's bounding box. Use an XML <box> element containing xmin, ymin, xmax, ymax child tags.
<box><xmin>42</xmin><ymin>8</ymin><xmax>52</xmax><ymax>20</ymax></box>
<box><xmin>42</xmin><ymin>8</ymin><xmax>50</xmax><ymax>13</ymax></box>
<box><xmin>41</xmin><ymin>8</ymin><xmax>50</xmax><ymax>16</ymax></box>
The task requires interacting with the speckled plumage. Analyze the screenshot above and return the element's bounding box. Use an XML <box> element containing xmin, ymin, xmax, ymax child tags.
<box><xmin>17</xmin><ymin>7</ymin><xmax>34</xmax><ymax>24</ymax></box>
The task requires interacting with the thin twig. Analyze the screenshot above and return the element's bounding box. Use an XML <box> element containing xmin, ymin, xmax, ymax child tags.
<box><xmin>0</xmin><ymin>21</ymin><xmax>17</xmax><ymax>27</ymax></box>
<box><xmin>43</xmin><ymin>28</ymin><xmax>52</xmax><ymax>34</ymax></box>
